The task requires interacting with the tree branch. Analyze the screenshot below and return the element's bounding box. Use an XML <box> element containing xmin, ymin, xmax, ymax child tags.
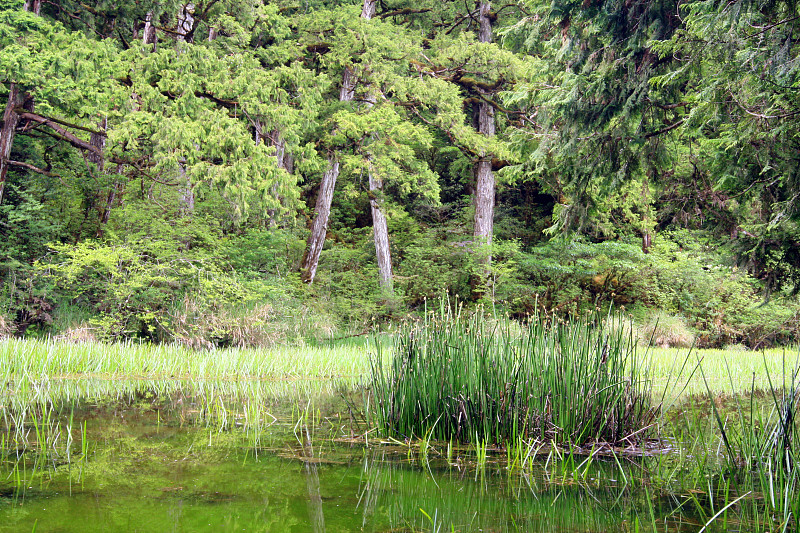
<box><xmin>17</xmin><ymin>111</ymin><xmax>102</xmax><ymax>155</ymax></box>
<box><xmin>746</xmin><ymin>15</ymin><xmax>800</xmax><ymax>39</ymax></box>
<box><xmin>194</xmin><ymin>91</ymin><xmax>238</xmax><ymax>109</ymax></box>
<box><xmin>643</xmin><ymin>119</ymin><xmax>685</xmax><ymax>139</ymax></box>
<box><xmin>16</xmin><ymin>109</ymin><xmax>105</xmax><ymax>136</ymax></box>
<box><xmin>7</xmin><ymin>159</ymin><xmax>55</xmax><ymax>176</ymax></box>
<box><xmin>378</xmin><ymin>8</ymin><xmax>432</xmax><ymax>19</ymax></box>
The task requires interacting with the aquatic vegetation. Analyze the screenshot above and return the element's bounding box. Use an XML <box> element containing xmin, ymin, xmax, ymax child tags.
<box><xmin>369</xmin><ymin>311</ymin><xmax>656</xmax><ymax>445</ymax></box>
<box><xmin>647</xmin><ymin>345</ymin><xmax>798</xmax><ymax>397</ymax></box>
<box><xmin>1</xmin><ymin>319</ymin><xmax>799</xmax><ymax>532</ymax></box>
<box><xmin>698</xmin><ymin>355</ymin><xmax>800</xmax><ymax>529</ymax></box>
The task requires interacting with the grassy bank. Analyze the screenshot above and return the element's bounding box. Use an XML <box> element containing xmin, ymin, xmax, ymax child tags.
<box><xmin>648</xmin><ymin>345</ymin><xmax>799</xmax><ymax>397</ymax></box>
<box><xmin>0</xmin><ymin>337</ymin><xmax>375</xmax><ymax>381</ymax></box>
<box><xmin>2</xmin><ymin>336</ymin><xmax>796</xmax><ymax>393</ymax></box>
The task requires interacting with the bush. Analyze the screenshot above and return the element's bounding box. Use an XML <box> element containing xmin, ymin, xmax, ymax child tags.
<box><xmin>638</xmin><ymin>311</ymin><xmax>696</xmax><ymax>348</ymax></box>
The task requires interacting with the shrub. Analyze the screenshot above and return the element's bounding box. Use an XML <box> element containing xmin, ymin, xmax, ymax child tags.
<box><xmin>638</xmin><ymin>311</ymin><xmax>696</xmax><ymax>348</ymax></box>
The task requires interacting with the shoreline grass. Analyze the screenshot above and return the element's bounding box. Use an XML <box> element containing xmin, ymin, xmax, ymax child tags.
<box><xmin>3</xmin><ymin>337</ymin><xmax>797</xmax><ymax>395</ymax></box>
<box><xmin>647</xmin><ymin>346</ymin><xmax>800</xmax><ymax>398</ymax></box>
<box><xmin>0</xmin><ymin>336</ymin><xmax>375</xmax><ymax>381</ymax></box>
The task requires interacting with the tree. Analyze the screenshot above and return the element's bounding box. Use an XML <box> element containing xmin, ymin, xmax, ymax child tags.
<box><xmin>471</xmin><ymin>1</ymin><xmax>497</xmax><ymax>296</ymax></box>
<box><xmin>503</xmin><ymin>0</ymin><xmax>683</xmax><ymax>246</ymax></box>
<box><xmin>299</xmin><ymin>0</ymin><xmax>442</xmax><ymax>293</ymax></box>
<box><xmin>649</xmin><ymin>0</ymin><xmax>800</xmax><ymax>295</ymax></box>
<box><xmin>0</xmin><ymin>0</ymin><xmax>41</xmax><ymax>205</ymax></box>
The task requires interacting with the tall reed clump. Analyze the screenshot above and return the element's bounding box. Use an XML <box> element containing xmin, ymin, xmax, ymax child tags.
<box><xmin>369</xmin><ymin>311</ymin><xmax>656</xmax><ymax>445</ymax></box>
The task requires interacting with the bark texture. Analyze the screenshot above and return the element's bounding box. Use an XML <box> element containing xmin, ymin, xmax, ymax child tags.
<box><xmin>143</xmin><ymin>11</ymin><xmax>157</xmax><ymax>47</ymax></box>
<box><xmin>0</xmin><ymin>86</ymin><xmax>22</xmax><ymax>205</ymax></box>
<box><xmin>361</xmin><ymin>0</ymin><xmax>377</xmax><ymax>20</ymax></box>
<box><xmin>300</xmin><ymin>157</ymin><xmax>339</xmax><ymax>283</ymax></box>
<box><xmin>472</xmin><ymin>1</ymin><xmax>496</xmax><ymax>294</ymax></box>
<box><xmin>22</xmin><ymin>0</ymin><xmax>41</xmax><ymax>14</ymax></box>
<box><xmin>177</xmin><ymin>4</ymin><xmax>195</xmax><ymax>42</ymax></box>
<box><xmin>88</xmin><ymin>117</ymin><xmax>107</xmax><ymax>169</ymax></box>
<box><xmin>369</xmin><ymin>173</ymin><xmax>393</xmax><ymax>292</ymax></box>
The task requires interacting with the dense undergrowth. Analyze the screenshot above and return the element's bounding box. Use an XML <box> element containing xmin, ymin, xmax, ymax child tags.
<box><xmin>3</xmin><ymin>214</ymin><xmax>800</xmax><ymax>351</ymax></box>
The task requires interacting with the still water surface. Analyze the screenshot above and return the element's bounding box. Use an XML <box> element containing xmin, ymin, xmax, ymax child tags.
<box><xmin>0</xmin><ymin>381</ymin><xmax>718</xmax><ymax>532</ymax></box>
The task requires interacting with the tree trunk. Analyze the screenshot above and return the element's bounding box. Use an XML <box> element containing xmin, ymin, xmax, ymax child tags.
<box><xmin>357</xmin><ymin>0</ymin><xmax>394</xmax><ymax>294</ymax></box>
<box><xmin>300</xmin><ymin>1</ymin><xmax>376</xmax><ymax>284</ymax></box>
<box><xmin>361</xmin><ymin>0</ymin><xmax>377</xmax><ymax>19</ymax></box>
<box><xmin>369</xmin><ymin>172</ymin><xmax>393</xmax><ymax>293</ymax></box>
<box><xmin>300</xmin><ymin>156</ymin><xmax>339</xmax><ymax>283</ymax></box>
<box><xmin>22</xmin><ymin>0</ymin><xmax>41</xmax><ymax>15</ymax></box>
<box><xmin>0</xmin><ymin>85</ymin><xmax>22</xmax><ymax>206</ymax></box>
<box><xmin>88</xmin><ymin>117</ymin><xmax>107</xmax><ymax>170</ymax></box>
<box><xmin>0</xmin><ymin>1</ymin><xmax>40</xmax><ymax>205</ymax></box>
<box><xmin>177</xmin><ymin>4</ymin><xmax>195</xmax><ymax>42</ymax></box>
<box><xmin>143</xmin><ymin>11</ymin><xmax>157</xmax><ymax>47</ymax></box>
<box><xmin>471</xmin><ymin>1</ymin><xmax>496</xmax><ymax>298</ymax></box>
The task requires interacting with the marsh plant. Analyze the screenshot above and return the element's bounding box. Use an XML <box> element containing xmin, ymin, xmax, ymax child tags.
<box><xmin>696</xmin><ymin>355</ymin><xmax>800</xmax><ymax>528</ymax></box>
<box><xmin>369</xmin><ymin>311</ymin><xmax>656</xmax><ymax>445</ymax></box>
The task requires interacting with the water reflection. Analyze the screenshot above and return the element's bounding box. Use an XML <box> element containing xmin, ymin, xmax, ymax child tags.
<box><xmin>301</xmin><ymin>426</ymin><xmax>326</xmax><ymax>533</ymax></box>
<box><xmin>0</xmin><ymin>380</ymin><xmax>752</xmax><ymax>532</ymax></box>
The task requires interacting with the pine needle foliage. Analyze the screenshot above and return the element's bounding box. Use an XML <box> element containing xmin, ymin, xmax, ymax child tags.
<box><xmin>369</xmin><ymin>311</ymin><xmax>656</xmax><ymax>445</ymax></box>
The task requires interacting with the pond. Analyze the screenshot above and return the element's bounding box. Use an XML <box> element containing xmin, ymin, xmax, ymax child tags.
<box><xmin>0</xmin><ymin>379</ymin><xmax>750</xmax><ymax>533</ymax></box>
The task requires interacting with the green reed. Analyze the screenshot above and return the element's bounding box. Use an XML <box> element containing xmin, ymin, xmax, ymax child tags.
<box><xmin>696</xmin><ymin>353</ymin><xmax>800</xmax><ymax>528</ymax></box>
<box><xmin>0</xmin><ymin>337</ymin><xmax>372</xmax><ymax>381</ymax></box>
<box><xmin>369</xmin><ymin>311</ymin><xmax>656</xmax><ymax>445</ymax></box>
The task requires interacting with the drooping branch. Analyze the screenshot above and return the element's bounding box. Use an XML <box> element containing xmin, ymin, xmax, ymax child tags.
<box><xmin>194</xmin><ymin>91</ymin><xmax>239</xmax><ymax>109</ymax></box>
<box><xmin>643</xmin><ymin>119</ymin><xmax>685</xmax><ymax>139</ymax></box>
<box><xmin>17</xmin><ymin>110</ymin><xmax>106</xmax><ymax>136</ymax></box>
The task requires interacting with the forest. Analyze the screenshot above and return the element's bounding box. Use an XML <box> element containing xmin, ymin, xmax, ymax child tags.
<box><xmin>1</xmin><ymin>0</ymin><xmax>800</xmax><ymax>348</ymax></box>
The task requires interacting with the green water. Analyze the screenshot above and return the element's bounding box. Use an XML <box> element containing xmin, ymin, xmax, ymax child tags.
<box><xmin>0</xmin><ymin>381</ymin><xmax>778</xmax><ymax>532</ymax></box>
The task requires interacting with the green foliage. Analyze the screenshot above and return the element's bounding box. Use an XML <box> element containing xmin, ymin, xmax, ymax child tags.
<box><xmin>370</xmin><ymin>311</ymin><xmax>655</xmax><ymax>444</ymax></box>
<box><xmin>38</xmin><ymin>238</ymin><xmax>238</xmax><ymax>341</ymax></box>
<box><xmin>223</xmin><ymin>228</ymin><xmax>306</xmax><ymax>278</ymax></box>
<box><xmin>511</xmin><ymin>237</ymin><xmax>648</xmax><ymax>315</ymax></box>
<box><xmin>2</xmin><ymin>0</ymin><xmax>800</xmax><ymax>347</ymax></box>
